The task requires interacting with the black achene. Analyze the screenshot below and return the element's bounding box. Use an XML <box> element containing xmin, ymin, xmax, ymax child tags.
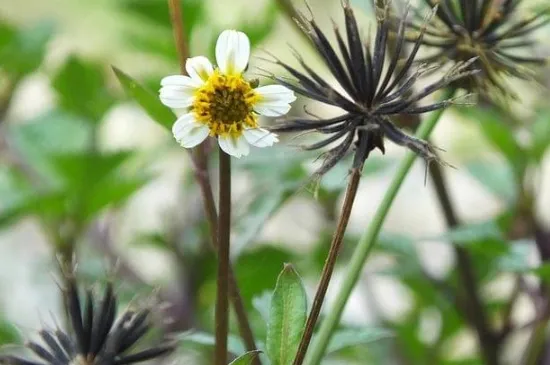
<box><xmin>268</xmin><ymin>0</ymin><xmax>477</xmax><ymax>176</ymax></box>
<box><xmin>407</xmin><ymin>0</ymin><xmax>550</xmax><ymax>96</ymax></box>
<box><xmin>0</xmin><ymin>274</ymin><xmax>174</xmax><ymax>365</ymax></box>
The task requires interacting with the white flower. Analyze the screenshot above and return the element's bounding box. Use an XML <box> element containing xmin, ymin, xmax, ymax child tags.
<box><xmin>159</xmin><ymin>30</ymin><xmax>296</xmax><ymax>158</ymax></box>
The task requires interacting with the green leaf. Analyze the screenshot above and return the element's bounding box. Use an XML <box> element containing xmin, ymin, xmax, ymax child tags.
<box><xmin>121</xmin><ymin>0</ymin><xmax>204</xmax><ymax>40</ymax></box>
<box><xmin>530</xmin><ymin>107</ymin><xmax>550</xmax><ymax>162</ymax></box>
<box><xmin>324</xmin><ymin>328</ymin><xmax>393</xmax><ymax>354</ymax></box>
<box><xmin>53</xmin><ymin>56</ymin><xmax>114</xmax><ymax>122</ymax></box>
<box><xmin>229</xmin><ymin>351</ymin><xmax>263</xmax><ymax>365</ymax></box>
<box><xmin>235</xmin><ymin>246</ymin><xmax>294</xmax><ymax>306</ymax></box>
<box><xmin>459</xmin><ymin>107</ymin><xmax>527</xmax><ymax>177</ymax></box>
<box><xmin>465</xmin><ymin>159</ymin><xmax>517</xmax><ymax>203</ymax></box>
<box><xmin>112</xmin><ymin>67</ymin><xmax>175</xmax><ymax>130</ymax></box>
<box><xmin>423</xmin><ymin>220</ymin><xmax>504</xmax><ymax>245</ymax></box>
<box><xmin>496</xmin><ymin>240</ymin><xmax>532</xmax><ymax>273</ymax></box>
<box><xmin>0</xmin><ymin>20</ymin><xmax>55</xmax><ymax>76</ymax></box>
<box><xmin>266</xmin><ymin>264</ymin><xmax>307</xmax><ymax>365</ymax></box>
<box><xmin>9</xmin><ymin>109</ymin><xmax>93</xmax><ymax>184</ymax></box>
<box><xmin>233</xmin><ymin>187</ymin><xmax>292</xmax><ymax>256</ymax></box>
<box><xmin>178</xmin><ymin>330</ymin><xmax>246</xmax><ymax>355</ymax></box>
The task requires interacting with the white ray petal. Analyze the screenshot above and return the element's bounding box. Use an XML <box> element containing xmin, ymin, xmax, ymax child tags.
<box><xmin>186</xmin><ymin>56</ymin><xmax>214</xmax><ymax>83</ymax></box>
<box><xmin>218</xmin><ymin>134</ymin><xmax>250</xmax><ymax>158</ymax></box>
<box><xmin>255</xmin><ymin>85</ymin><xmax>297</xmax><ymax>103</ymax></box>
<box><xmin>253</xmin><ymin>102</ymin><xmax>292</xmax><ymax>117</ymax></box>
<box><xmin>172</xmin><ymin>113</ymin><xmax>210</xmax><ymax>148</ymax></box>
<box><xmin>160</xmin><ymin>75</ymin><xmax>200</xmax><ymax>109</ymax></box>
<box><xmin>243</xmin><ymin>128</ymin><xmax>279</xmax><ymax>147</ymax></box>
<box><xmin>253</xmin><ymin>85</ymin><xmax>296</xmax><ymax>116</ymax></box>
<box><xmin>215</xmin><ymin>30</ymin><xmax>250</xmax><ymax>75</ymax></box>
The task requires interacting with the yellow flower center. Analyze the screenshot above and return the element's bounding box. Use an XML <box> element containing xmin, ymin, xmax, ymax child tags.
<box><xmin>192</xmin><ymin>70</ymin><xmax>260</xmax><ymax>137</ymax></box>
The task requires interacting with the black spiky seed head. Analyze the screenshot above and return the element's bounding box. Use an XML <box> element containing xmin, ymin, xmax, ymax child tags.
<box><xmin>268</xmin><ymin>0</ymin><xmax>477</xmax><ymax>177</ymax></box>
<box><xmin>407</xmin><ymin>0</ymin><xmax>550</xmax><ymax>97</ymax></box>
<box><xmin>0</xmin><ymin>274</ymin><xmax>174</xmax><ymax>365</ymax></box>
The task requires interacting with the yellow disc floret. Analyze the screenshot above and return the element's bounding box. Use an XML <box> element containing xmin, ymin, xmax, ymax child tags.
<box><xmin>192</xmin><ymin>70</ymin><xmax>261</xmax><ymax>137</ymax></box>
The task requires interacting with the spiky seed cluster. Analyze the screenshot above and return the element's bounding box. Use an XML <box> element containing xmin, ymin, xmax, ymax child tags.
<box><xmin>269</xmin><ymin>0</ymin><xmax>476</xmax><ymax>176</ymax></box>
<box><xmin>0</xmin><ymin>275</ymin><xmax>174</xmax><ymax>365</ymax></box>
<box><xmin>408</xmin><ymin>0</ymin><xmax>550</xmax><ymax>96</ymax></box>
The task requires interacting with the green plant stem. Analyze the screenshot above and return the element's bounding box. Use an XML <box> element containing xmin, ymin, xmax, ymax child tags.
<box><xmin>292</xmin><ymin>167</ymin><xmax>362</xmax><ymax>365</ymax></box>
<box><xmin>215</xmin><ymin>148</ymin><xmax>231</xmax><ymax>365</ymax></box>
<box><xmin>305</xmin><ymin>90</ymin><xmax>453</xmax><ymax>365</ymax></box>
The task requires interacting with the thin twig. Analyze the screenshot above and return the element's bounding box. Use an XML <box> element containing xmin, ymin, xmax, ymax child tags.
<box><xmin>167</xmin><ymin>1</ymin><xmax>260</xmax><ymax>359</ymax></box>
<box><xmin>292</xmin><ymin>167</ymin><xmax>362</xmax><ymax>365</ymax></box>
<box><xmin>216</xmin><ymin>148</ymin><xmax>231</xmax><ymax>365</ymax></box>
<box><xmin>168</xmin><ymin>0</ymin><xmax>189</xmax><ymax>74</ymax></box>
<box><xmin>428</xmin><ymin>155</ymin><xmax>500</xmax><ymax>365</ymax></box>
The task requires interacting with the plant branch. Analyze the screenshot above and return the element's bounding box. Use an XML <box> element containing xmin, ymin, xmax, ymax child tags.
<box><xmin>428</xmin><ymin>158</ymin><xmax>500</xmax><ymax>365</ymax></box>
<box><xmin>305</xmin><ymin>89</ymin><xmax>453</xmax><ymax>365</ymax></box>
<box><xmin>215</xmin><ymin>148</ymin><xmax>231</xmax><ymax>365</ymax></box>
<box><xmin>292</xmin><ymin>167</ymin><xmax>362</xmax><ymax>365</ymax></box>
<box><xmin>168</xmin><ymin>0</ymin><xmax>189</xmax><ymax>74</ymax></box>
<box><xmin>167</xmin><ymin>1</ymin><xmax>260</xmax><ymax>359</ymax></box>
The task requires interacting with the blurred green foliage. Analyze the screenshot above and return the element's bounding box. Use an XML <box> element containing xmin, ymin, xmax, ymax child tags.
<box><xmin>1</xmin><ymin>0</ymin><xmax>550</xmax><ymax>364</ymax></box>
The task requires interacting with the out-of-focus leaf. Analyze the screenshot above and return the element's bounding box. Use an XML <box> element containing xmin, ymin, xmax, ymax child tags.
<box><xmin>252</xmin><ymin>291</ymin><xmax>272</xmax><ymax>324</ymax></box>
<box><xmin>178</xmin><ymin>330</ymin><xmax>246</xmax><ymax>356</ymax></box>
<box><xmin>530</xmin><ymin>107</ymin><xmax>550</xmax><ymax>162</ymax></box>
<box><xmin>82</xmin><ymin>175</ymin><xmax>149</xmax><ymax>220</ymax></box>
<box><xmin>9</xmin><ymin>109</ymin><xmax>92</xmax><ymax>183</ymax></box>
<box><xmin>233</xmin><ymin>187</ymin><xmax>292</xmax><ymax>256</ymax></box>
<box><xmin>48</xmin><ymin>151</ymin><xmax>131</xmax><ymax>189</ymax></box>
<box><xmin>324</xmin><ymin>328</ymin><xmax>393</xmax><ymax>354</ymax></box>
<box><xmin>121</xmin><ymin>0</ymin><xmax>204</xmax><ymax>40</ymax></box>
<box><xmin>53</xmin><ymin>56</ymin><xmax>114</xmax><ymax>122</ymax></box>
<box><xmin>0</xmin><ymin>317</ymin><xmax>20</xmax><ymax>345</ymax></box>
<box><xmin>229</xmin><ymin>351</ymin><xmax>262</xmax><ymax>365</ymax></box>
<box><xmin>320</xmin><ymin>155</ymin><xmax>390</xmax><ymax>191</ymax></box>
<box><xmin>465</xmin><ymin>159</ymin><xmax>517</xmax><ymax>203</ymax></box>
<box><xmin>0</xmin><ymin>190</ymin><xmax>67</xmax><ymax>228</ymax></box>
<box><xmin>0</xmin><ymin>20</ymin><xmax>54</xmax><ymax>76</ymax></box>
<box><xmin>266</xmin><ymin>264</ymin><xmax>307</xmax><ymax>365</ymax></box>
<box><xmin>459</xmin><ymin>107</ymin><xmax>527</xmax><ymax>177</ymax></box>
<box><xmin>240</xmin><ymin>2</ymin><xmax>278</xmax><ymax>48</ymax></box>
<box><xmin>496</xmin><ymin>240</ymin><xmax>532</xmax><ymax>273</ymax></box>
<box><xmin>112</xmin><ymin>67</ymin><xmax>175</xmax><ymax>130</ymax></box>
<box><xmin>423</xmin><ymin>221</ymin><xmax>504</xmax><ymax>245</ymax></box>
<box><xmin>235</xmin><ymin>246</ymin><xmax>294</xmax><ymax>306</ymax></box>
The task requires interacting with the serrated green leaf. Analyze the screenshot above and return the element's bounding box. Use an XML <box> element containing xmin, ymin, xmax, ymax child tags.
<box><xmin>229</xmin><ymin>350</ymin><xmax>263</xmax><ymax>365</ymax></box>
<box><xmin>324</xmin><ymin>328</ymin><xmax>393</xmax><ymax>354</ymax></box>
<box><xmin>53</xmin><ymin>56</ymin><xmax>114</xmax><ymax>122</ymax></box>
<box><xmin>112</xmin><ymin>67</ymin><xmax>175</xmax><ymax>130</ymax></box>
<box><xmin>0</xmin><ymin>20</ymin><xmax>54</xmax><ymax>76</ymax></box>
<box><xmin>267</xmin><ymin>264</ymin><xmax>307</xmax><ymax>365</ymax></box>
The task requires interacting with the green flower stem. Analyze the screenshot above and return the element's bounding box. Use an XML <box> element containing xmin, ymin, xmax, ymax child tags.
<box><xmin>305</xmin><ymin>90</ymin><xmax>454</xmax><ymax>365</ymax></box>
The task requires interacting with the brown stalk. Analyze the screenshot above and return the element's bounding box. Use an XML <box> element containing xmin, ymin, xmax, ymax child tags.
<box><xmin>215</xmin><ymin>149</ymin><xmax>231</xmax><ymax>365</ymax></box>
<box><xmin>292</xmin><ymin>167</ymin><xmax>362</xmax><ymax>365</ymax></box>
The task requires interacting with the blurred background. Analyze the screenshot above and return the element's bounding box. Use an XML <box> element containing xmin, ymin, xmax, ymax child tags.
<box><xmin>1</xmin><ymin>0</ymin><xmax>550</xmax><ymax>364</ymax></box>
